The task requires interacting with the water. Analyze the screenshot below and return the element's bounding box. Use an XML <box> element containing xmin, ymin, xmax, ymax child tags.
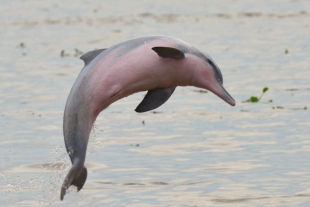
<box><xmin>1</xmin><ymin>0</ymin><xmax>310</xmax><ymax>206</ymax></box>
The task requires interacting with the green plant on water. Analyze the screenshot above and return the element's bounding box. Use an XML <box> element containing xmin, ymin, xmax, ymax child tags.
<box><xmin>19</xmin><ymin>42</ymin><xmax>25</xmax><ymax>48</ymax></box>
<box><xmin>74</xmin><ymin>48</ymin><xmax>83</xmax><ymax>57</ymax></box>
<box><xmin>244</xmin><ymin>87</ymin><xmax>269</xmax><ymax>103</ymax></box>
<box><xmin>60</xmin><ymin>50</ymin><xmax>69</xmax><ymax>57</ymax></box>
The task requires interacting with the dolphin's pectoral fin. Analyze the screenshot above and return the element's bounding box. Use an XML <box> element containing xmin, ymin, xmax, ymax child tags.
<box><xmin>60</xmin><ymin>166</ymin><xmax>88</xmax><ymax>200</ymax></box>
<box><xmin>135</xmin><ymin>87</ymin><xmax>176</xmax><ymax>113</ymax></box>
<box><xmin>152</xmin><ymin>47</ymin><xmax>185</xmax><ymax>59</ymax></box>
<box><xmin>80</xmin><ymin>48</ymin><xmax>107</xmax><ymax>66</ymax></box>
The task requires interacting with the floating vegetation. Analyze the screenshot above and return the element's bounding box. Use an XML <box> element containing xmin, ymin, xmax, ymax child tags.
<box><xmin>272</xmin><ymin>106</ymin><xmax>284</xmax><ymax>109</ymax></box>
<box><xmin>193</xmin><ymin>89</ymin><xmax>208</xmax><ymax>93</ymax></box>
<box><xmin>60</xmin><ymin>50</ymin><xmax>69</xmax><ymax>57</ymax></box>
<box><xmin>288</xmin><ymin>106</ymin><xmax>308</xmax><ymax>110</ymax></box>
<box><xmin>285</xmin><ymin>88</ymin><xmax>298</xmax><ymax>91</ymax></box>
<box><xmin>243</xmin><ymin>87</ymin><xmax>269</xmax><ymax>103</ymax></box>
<box><xmin>19</xmin><ymin>42</ymin><xmax>26</xmax><ymax>56</ymax></box>
<box><xmin>285</xmin><ymin>49</ymin><xmax>289</xmax><ymax>54</ymax></box>
<box><xmin>60</xmin><ymin>49</ymin><xmax>83</xmax><ymax>57</ymax></box>
<box><xmin>74</xmin><ymin>48</ymin><xmax>83</xmax><ymax>57</ymax></box>
<box><xmin>19</xmin><ymin>42</ymin><xmax>25</xmax><ymax>48</ymax></box>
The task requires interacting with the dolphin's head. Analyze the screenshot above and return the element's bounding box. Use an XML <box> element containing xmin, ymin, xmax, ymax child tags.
<box><xmin>172</xmin><ymin>41</ymin><xmax>235</xmax><ymax>106</ymax></box>
<box><xmin>189</xmin><ymin>52</ymin><xmax>235</xmax><ymax>106</ymax></box>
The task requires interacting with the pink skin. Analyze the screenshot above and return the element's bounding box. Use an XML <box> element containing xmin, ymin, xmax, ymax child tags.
<box><xmin>90</xmin><ymin>41</ymin><xmax>234</xmax><ymax>115</ymax></box>
<box><xmin>60</xmin><ymin>36</ymin><xmax>235</xmax><ymax>200</ymax></box>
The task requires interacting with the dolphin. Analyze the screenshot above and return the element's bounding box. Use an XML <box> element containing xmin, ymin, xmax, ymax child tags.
<box><xmin>60</xmin><ymin>36</ymin><xmax>235</xmax><ymax>200</ymax></box>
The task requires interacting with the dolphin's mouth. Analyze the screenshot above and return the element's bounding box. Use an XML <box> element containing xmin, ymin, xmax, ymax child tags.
<box><xmin>208</xmin><ymin>80</ymin><xmax>235</xmax><ymax>106</ymax></box>
<box><xmin>218</xmin><ymin>83</ymin><xmax>236</xmax><ymax>106</ymax></box>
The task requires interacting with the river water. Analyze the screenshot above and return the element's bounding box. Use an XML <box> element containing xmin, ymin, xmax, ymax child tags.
<box><xmin>1</xmin><ymin>0</ymin><xmax>310</xmax><ymax>206</ymax></box>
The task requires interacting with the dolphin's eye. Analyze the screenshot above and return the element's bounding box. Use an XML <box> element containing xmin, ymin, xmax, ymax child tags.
<box><xmin>207</xmin><ymin>59</ymin><xmax>216</xmax><ymax>70</ymax></box>
<box><xmin>207</xmin><ymin>59</ymin><xmax>223</xmax><ymax>84</ymax></box>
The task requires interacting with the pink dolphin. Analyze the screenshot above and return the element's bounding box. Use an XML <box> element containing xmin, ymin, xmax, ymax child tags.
<box><xmin>60</xmin><ymin>36</ymin><xmax>235</xmax><ymax>200</ymax></box>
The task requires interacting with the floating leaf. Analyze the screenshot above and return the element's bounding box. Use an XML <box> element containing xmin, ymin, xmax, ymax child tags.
<box><xmin>243</xmin><ymin>87</ymin><xmax>270</xmax><ymax>103</ymax></box>
<box><xmin>19</xmin><ymin>42</ymin><xmax>25</xmax><ymax>48</ymax></box>
<box><xmin>250</xmin><ymin>96</ymin><xmax>259</xmax><ymax>102</ymax></box>
<box><xmin>285</xmin><ymin>49</ymin><xmax>289</xmax><ymax>54</ymax></box>
<box><xmin>262</xmin><ymin>87</ymin><xmax>268</xmax><ymax>93</ymax></box>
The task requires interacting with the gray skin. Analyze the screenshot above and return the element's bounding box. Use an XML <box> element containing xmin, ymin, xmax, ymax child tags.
<box><xmin>60</xmin><ymin>36</ymin><xmax>235</xmax><ymax>200</ymax></box>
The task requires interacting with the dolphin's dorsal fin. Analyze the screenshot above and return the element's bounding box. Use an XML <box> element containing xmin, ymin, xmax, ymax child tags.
<box><xmin>135</xmin><ymin>87</ymin><xmax>176</xmax><ymax>113</ymax></box>
<box><xmin>152</xmin><ymin>47</ymin><xmax>185</xmax><ymax>59</ymax></box>
<box><xmin>80</xmin><ymin>48</ymin><xmax>106</xmax><ymax>65</ymax></box>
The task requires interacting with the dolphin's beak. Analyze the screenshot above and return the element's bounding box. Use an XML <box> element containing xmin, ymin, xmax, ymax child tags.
<box><xmin>208</xmin><ymin>80</ymin><xmax>236</xmax><ymax>106</ymax></box>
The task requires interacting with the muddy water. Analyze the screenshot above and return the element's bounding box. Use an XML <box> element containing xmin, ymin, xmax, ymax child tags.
<box><xmin>1</xmin><ymin>0</ymin><xmax>310</xmax><ymax>206</ymax></box>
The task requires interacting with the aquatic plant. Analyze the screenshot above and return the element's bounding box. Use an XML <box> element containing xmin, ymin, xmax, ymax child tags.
<box><xmin>60</xmin><ymin>49</ymin><xmax>83</xmax><ymax>57</ymax></box>
<box><xmin>19</xmin><ymin>42</ymin><xmax>25</xmax><ymax>48</ymax></box>
<box><xmin>244</xmin><ymin>87</ymin><xmax>269</xmax><ymax>103</ymax></box>
<box><xmin>74</xmin><ymin>48</ymin><xmax>83</xmax><ymax>57</ymax></box>
<box><xmin>60</xmin><ymin>50</ymin><xmax>69</xmax><ymax>57</ymax></box>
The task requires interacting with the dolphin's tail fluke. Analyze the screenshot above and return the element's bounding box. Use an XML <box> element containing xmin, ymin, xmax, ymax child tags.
<box><xmin>60</xmin><ymin>165</ymin><xmax>87</xmax><ymax>200</ymax></box>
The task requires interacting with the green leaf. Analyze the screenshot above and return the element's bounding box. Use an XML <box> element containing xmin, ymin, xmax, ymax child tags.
<box><xmin>250</xmin><ymin>96</ymin><xmax>259</xmax><ymax>102</ymax></box>
<box><xmin>262</xmin><ymin>87</ymin><xmax>269</xmax><ymax>93</ymax></box>
<box><xmin>243</xmin><ymin>87</ymin><xmax>270</xmax><ymax>103</ymax></box>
